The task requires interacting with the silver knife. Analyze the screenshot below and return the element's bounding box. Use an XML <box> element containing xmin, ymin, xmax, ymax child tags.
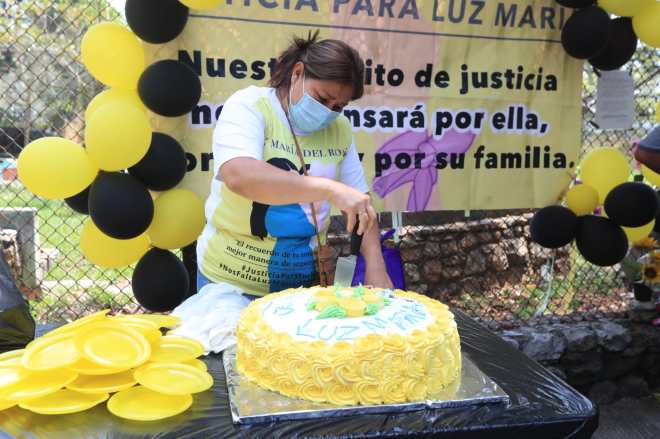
<box><xmin>334</xmin><ymin>218</ymin><xmax>363</xmax><ymax>286</ymax></box>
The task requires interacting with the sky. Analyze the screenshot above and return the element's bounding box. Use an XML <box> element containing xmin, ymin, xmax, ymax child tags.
<box><xmin>108</xmin><ymin>0</ymin><xmax>125</xmax><ymax>16</ymax></box>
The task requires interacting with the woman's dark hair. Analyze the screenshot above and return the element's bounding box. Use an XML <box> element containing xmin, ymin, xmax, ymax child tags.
<box><xmin>269</xmin><ymin>30</ymin><xmax>365</xmax><ymax>100</ymax></box>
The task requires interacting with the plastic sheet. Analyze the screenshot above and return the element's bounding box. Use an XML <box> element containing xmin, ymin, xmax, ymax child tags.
<box><xmin>0</xmin><ymin>252</ymin><xmax>35</xmax><ymax>351</ymax></box>
<box><xmin>0</xmin><ymin>311</ymin><xmax>598</xmax><ymax>438</ymax></box>
<box><xmin>224</xmin><ymin>345</ymin><xmax>508</xmax><ymax>424</ymax></box>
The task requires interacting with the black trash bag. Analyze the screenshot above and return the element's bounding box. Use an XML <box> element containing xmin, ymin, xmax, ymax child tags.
<box><xmin>0</xmin><ymin>251</ymin><xmax>35</xmax><ymax>351</ymax></box>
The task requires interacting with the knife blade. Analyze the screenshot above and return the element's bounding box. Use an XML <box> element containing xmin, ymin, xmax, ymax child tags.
<box><xmin>333</xmin><ymin>218</ymin><xmax>363</xmax><ymax>286</ymax></box>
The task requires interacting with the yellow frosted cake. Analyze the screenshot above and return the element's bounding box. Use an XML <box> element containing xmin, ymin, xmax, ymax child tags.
<box><xmin>236</xmin><ymin>286</ymin><xmax>461</xmax><ymax>405</ymax></box>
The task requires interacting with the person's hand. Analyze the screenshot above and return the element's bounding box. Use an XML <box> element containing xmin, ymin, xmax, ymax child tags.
<box><xmin>364</xmin><ymin>266</ymin><xmax>393</xmax><ymax>289</ymax></box>
<box><xmin>326</xmin><ymin>181</ymin><xmax>377</xmax><ymax>235</ymax></box>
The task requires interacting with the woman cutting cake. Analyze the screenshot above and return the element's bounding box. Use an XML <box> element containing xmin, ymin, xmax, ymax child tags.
<box><xmin>195</xmin><ymin>31</ymin><xmax>393</xmax><ymax>297</ymax></box>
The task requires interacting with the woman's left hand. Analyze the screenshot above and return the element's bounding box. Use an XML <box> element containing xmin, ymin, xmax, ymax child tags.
<box><xmin>364</xmin><ymin>266</ymin><xmax>393</xmax><ymax>289</ymax></box>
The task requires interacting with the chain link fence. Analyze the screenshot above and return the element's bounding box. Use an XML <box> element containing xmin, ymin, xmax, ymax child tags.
<box><xmin>0</xmin><ymin>0</ymin><xmax>140</xmax><ymax>322</ymax></box>
<box><xmin>0</xmin><ymin>0</ymin><xmax>658</xmax><ymax>324</ymax></box>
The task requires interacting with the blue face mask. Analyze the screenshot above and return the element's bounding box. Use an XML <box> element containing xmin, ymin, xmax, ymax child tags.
<box><xmin>288</xmin><ymin>74</ymin><xmax>341</xmax><ymax>133</ymax></box>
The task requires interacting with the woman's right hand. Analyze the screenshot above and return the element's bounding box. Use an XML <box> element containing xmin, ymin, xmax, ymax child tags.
<box><xmin>325</xmin><ymin>180</ymin><xmax>377</xmax><ymax>236</ymax></box>
<box><xmin>220</xmin><ymin>158</ymin><xmax>377</xmax><ymax>234</ymax></box>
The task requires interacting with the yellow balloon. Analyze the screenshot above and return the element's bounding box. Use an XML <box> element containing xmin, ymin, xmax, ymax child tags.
<box><xmin>17</xmin><ymin>137</ymin><xmax>98</xmax><ymax>200</ymax></box>
<box><xmin>566</xmin><ymin>184</ymin><xmax>599</xmax><ymax>216</ymax></box>
<box><xmin>148</xmin><ymin>189</ymin><xmax>205</xmax><ymax>250</ymax></box>
<box><xmin>599</xmin><ymin>0</ymin><xmax>653</xmax><ymax>17</ymax></box>
<box><xmin>641</xmin><ymin>165</ymin><xmax>660</xmax><ymax>186</ymax></box>
<box><xmin>81</xmin><ymin>22</ymin><xmax>145</xmax><ymax>90</ymax></box>
<box><xmin>85</xmin><ymin>101</ymin><xmax>152</xmax><ymax>171</ymax></box>
<box><xmin>633</xmin><ymin>3</ymin><xmax>660</xmax><ymax>48</ymax></box>
<box><xmin>624</xmin><ymin>219</ymin><xmax>655</xmax><ymax>244</ymax></box>
<box><xmin>579</xmin><ymin>148</ymin><xmax>630</xmax><ymax>203</ymax></box>
<box><xmin>80</xmin><ymin>219</ymin><xmax>151</xmax><ymax>268</ymax></box>
<box><xmin>85</xmin><ymin>89</ymin><xmax>147</xmax><ymax>122</ymax></box>
<box><xmin>179</xmin><ymin>0</ymin><xmax>222</xmax><ymax>10</ymax></box>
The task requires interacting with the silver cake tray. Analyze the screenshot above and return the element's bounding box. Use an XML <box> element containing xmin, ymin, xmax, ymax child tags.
<box><xmin>223</xmin><ymin>345</ymin><xmax>509</xmax><ymax>424</ymax></box>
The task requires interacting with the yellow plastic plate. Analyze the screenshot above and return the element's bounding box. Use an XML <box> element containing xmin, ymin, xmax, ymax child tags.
<box><xmin>19</xmin><ymin>389</ymin><xmax>108</xmax><ymax>415</ymax></box>
<box><xmin>67</xmin><ymin>370</ymin><xmax>136</xmax><ymax>394</ymax></box>
<box><xmin>110</xmin><ymin>316</ymin><xmax>161</xmax><ymax>343</ymax></box>
<box><xmin>107</xmin><ymin>386</ymin><xmax>192</xmax><ymax>421</ymax></box>
<box><xmin>143</xmin><ymin>358</ymin><xmax>207</xmax><ymax>372</ymax></box>
<box><xmin>129</xmin><ymin>314</ymin><xmax>181</xmax><ymax>328</ymax></box>
<box><xmin>43</xmin><ymin>310</ymin><xmax>110</xmax><ymax>339</ymax></box>
<box><xmin>69</xmin><ymin>357</ymin><xmax>128</xmax><ymax>376</ymax></box>
<box><xmin>75</xmin><ymin>323</ymin><xmax>150</xmax><ymax>369</ymax></box>
<box><xmin>22</xmin><ymin>332</ymin><xmax>80</xmax><ymax>371</ymax></box>
<box><xmin>184</xmin><ymin>359</ymin><xmax>207</xmax><ymax>372</ymax></box>
<box><xmin>0</xmin><ymin>349</ymin><xmax>24</xmax><ymax>365</ymax></box>
<box><xmin>134</xmin><ymin>363</ymin><xmax>212</xmax><ymax>395</ymax></box>
<box><xmin>1</xmin><ymin>368</ymin><xmax>78</xmax><ymax>402</ymax></box>
<box><xmin>0</xmin><ymin>365</ymin><xmax>29</xmax><ymax>392</ymax></box>
<box><xmin>150</xmin><ymin>336</ymin><xmax>204</xmax><ymax>363</ymax></box>
<box><xmin>0</xmin><ymin>398</ymin><xmax>16</xmax><ymax>411</ymax></box>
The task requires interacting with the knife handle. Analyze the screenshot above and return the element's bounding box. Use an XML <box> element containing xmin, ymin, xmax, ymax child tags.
<box><xmin>350</xmin><ymin>217</ymin><xmax>363</xmax><ymax>256</ymax></box>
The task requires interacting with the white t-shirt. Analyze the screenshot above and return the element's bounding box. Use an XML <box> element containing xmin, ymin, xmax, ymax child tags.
<box><xmin>197</xmin><ymin>86</ymin><xmax>368</xmax><ymax>295</ymax></box>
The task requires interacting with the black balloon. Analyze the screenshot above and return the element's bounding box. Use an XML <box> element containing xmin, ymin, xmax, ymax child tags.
<box><xmin>561</xmin><ymin>6</ymin><xmax>612</xmax><ymax>59</ymax></box>
<box><xmin>530</xmin><ymin>205</ymin><xmax>579</xmax><ymax>249</ymax></box>
<box><xmin>65</xmin><ymin>185</ymin><xmax>91</xmax><ymax>215</ymax></box>
<box><xmin>88</xmin><ymin>172</ymin><xmax>154</xmax><ymax>240</ymax></box>
<box><xmin>554</xmin><ymin>0</ymin><xmax>594</xmax><ymax>7</ymax></box>
<box><xmin>126</xmin><ymin>0</ymin><xmax>189</xmax><ymax>44</ymax></box>
<box><xmin>655</xmin><ymin>189</ymin><xmax>660</xmax><ymax>234</ymax></box>
<box><xmin>576</xmin><ymin>215</ymin><xmax>628</xmax><ymax>267</ymax></box>
<box><xmin>604</xmin><ymin>182</ymin><xmax>658</xmax><ymax>228</ymax></box>
<box><xmin>632</xmin><ymin>282</ymin><xmax>653</xmax><ymax>302</ymax></box>
<box><xmin>138</xmin><ymin>60</ymin><xmax>202</xmax><ymax>117</ymax></box>
<box><xmin>128</xmin><ymin>133</ymin><xmax>187</xmax><ymax>191</ymax></box>
<box><xmin>132</xmin><ymin>248</ymin><xmax>190</xmax><ymax>312</ymax></box>
<box><xmin>589</xmin><ymin>18</ymin><xmax>638</xmax><ymax>71</ymax></box>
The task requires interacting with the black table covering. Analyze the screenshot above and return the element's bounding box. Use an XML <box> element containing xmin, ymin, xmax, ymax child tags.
<box><xmin>0</xmin><ymin>311</ymin><xmax>598</xmax><ymax>438</ymax></box>
<box><xmin>0</xmin><ymin>251</ymin><xmax>35</xmax><ymax>352</ymax></box>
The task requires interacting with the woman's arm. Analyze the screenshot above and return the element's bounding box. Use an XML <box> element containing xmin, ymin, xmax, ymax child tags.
<box><xmin>360</xmin><ymin>209</ymin><xmax>393</xmax><ymax>289</ymax></box>
<box><xmin>221</xmin><ymin>157</ymin><xmax>333</xmax><ymax>204</ymax></box>
<box><xmin>223</xmin><ymin>158</ymin><xmax>391</xmax><ymax>287</ymax></box>
<box><xmin>335</xmin><ymin>139</ymin><xmax>391</xmax><ymax>287</ymax></box>
<box><xmin>220</xmin><ymin>157</ymin><xmax>377</xmax><ymax>235</ymax></box>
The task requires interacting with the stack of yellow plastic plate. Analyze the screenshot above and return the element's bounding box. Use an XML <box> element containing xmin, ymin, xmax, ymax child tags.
<box><xmin>0</xmin><ymin>311</ymin><xmax>213</xmax><ymax>421</ymax></box>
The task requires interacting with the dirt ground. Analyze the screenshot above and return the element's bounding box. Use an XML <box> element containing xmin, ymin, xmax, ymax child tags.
<box><xmin>594</xmin><ymin>397</ymin><xmax>660</xmax><ymax>439</ymax></box>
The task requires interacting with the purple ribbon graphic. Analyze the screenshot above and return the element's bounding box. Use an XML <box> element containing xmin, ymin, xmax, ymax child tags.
<box><xmin>372</xmin><ymin>130</ymin><xmax>476</xmax><ymax>211</ymax></box>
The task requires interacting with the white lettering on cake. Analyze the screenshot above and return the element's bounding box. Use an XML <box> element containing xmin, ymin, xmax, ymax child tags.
<box><xmin>263</xmin><ymin>290</ymin><xmax>433</xmax><ymax>343</ymax></box>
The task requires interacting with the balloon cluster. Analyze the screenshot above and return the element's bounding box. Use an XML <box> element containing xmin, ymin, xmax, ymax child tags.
<box><xmin>16</xmin><ymin>0</ymin><xmax>222</xmax><ymax>312</ymax></box>
<box><xmin>532</xmin><ymin>147</ymin><xmax>660</xmax><ymax>267</ymax></box>
<box><xmin>559</xmin><ymin>0</ymin><xmax>659</xmax><ymax>69</ymax></box>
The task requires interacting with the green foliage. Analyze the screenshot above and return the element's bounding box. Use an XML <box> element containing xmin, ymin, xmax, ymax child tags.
<box><xmin>0</xmin><ymin>0</ymin><xmax>119</xmax><ymax>131</ymax></box>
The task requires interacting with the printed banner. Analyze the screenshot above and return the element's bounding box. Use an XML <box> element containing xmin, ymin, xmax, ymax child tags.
<box><xmin>145</xmin><ymin>0</ymin><xmax>583</xmax><ymax>212</ymax></box>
